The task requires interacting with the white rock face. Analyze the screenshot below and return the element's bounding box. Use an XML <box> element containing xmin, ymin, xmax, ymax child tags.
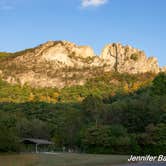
<box><xmin>77</xmin><ymin>46</ymin><xmax>95</xmax><ymax>58</ymax></box>
<box><xmin>42</xmin><ymin>47</ymin><xmax>74</xmax><ymax>67</ymax></box>
<box><xmin>0</xmin><ymin>40</ymin><xmax>165</xmax><ymax>88</ymax></box>
<box><xmin>160</xmin><ymin>66</ymin><xmax>166</xmax><ymax>72</ymax></box>
<box><xmin>100</xmin><ymin>43</ymin><xmax>160</xmax><ymax>73</ymax></box>
<box><xmin>41</xmin><ymin>41</ymin><xmax>95</xmax><ymax>66</ymax></box>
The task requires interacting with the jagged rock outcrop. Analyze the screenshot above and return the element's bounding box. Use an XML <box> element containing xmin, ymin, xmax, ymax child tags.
<box><xmin>41</xmin><ymin>41</ymin><xmax>95</xmax><ymax>66</ymax></box>
<box><xmin>101</xmin><ymin>43</ymin><xmax>160</xmax><ymax>74</ymax></box>
<box><xmin>160</xmin><ymin>66</ymin><xmax>166</xmax><ymax>72</ymax></box>
<box><xmin>0</xmin><ymin>41</ymin><xmax>165</xmax><ymax>88</ymax></box>
<box><xmin>12</xmin><ymin>41</ymin><xmax>97</xmax><ymax>68</ymax></box>
<box><xmin>0</xmin><ymin>41</ymin><xmax>107</xmax><ymax>88</ymax></box>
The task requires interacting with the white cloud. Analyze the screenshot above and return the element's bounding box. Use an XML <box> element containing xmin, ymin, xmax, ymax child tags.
<box><xmin>81</xmin><ymin>0</ymin><xmax>108</xmax><ymax>8</ymax></box>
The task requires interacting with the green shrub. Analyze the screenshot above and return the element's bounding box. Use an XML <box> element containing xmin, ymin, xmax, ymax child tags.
<box><xmin>0</xmin><ymin>126</ymin><xmax>21</xmax><ymax>152</ymax></box>
<box><xmin>151</xmin><ymin>72</ymin><xmax>166</xmax><ymax>95</ymax></box>
<box><xmin>130</xmin><ymin>53</ymin><xmax>138</xmax><ymax>61</ymax></box>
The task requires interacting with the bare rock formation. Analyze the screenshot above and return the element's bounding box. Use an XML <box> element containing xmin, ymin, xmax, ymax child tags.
<box><xmin>0</xmin><ymin>41</ymin><xmax>106</xmax><ymax>88</ymax></box>
<box><xmin>100</xmin><ymin>43</ymin><xmax>160</xmax><ymax>74</ymax></box>
<box><xmin>160</xmin><ymin>66</ymin><xmax>166</xmax><ymax>72</ymax></box>
<box><xmin>0</xmin><ymin>41</ymin><xmax>164</xmax><ymax>88</ymax></box>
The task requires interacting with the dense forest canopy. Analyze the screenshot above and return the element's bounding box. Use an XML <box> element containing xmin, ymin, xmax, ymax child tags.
<box><xmin>0</xmin><ymin>72</ymin><xmax>166</xmax><ymax>154</ymax></box>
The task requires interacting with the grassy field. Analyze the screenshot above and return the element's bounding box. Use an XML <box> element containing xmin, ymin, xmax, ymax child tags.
<box><xmin>0</xmin><ymin>153</ymin><xmax>129</xmax><ymax>166</ymax></box>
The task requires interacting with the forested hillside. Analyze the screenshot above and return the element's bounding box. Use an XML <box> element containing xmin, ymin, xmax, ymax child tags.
<box><xmin>0</xmin><ymin>72</ymin><xmax>166</xmax><ymax>154</ymax></box>
<box><xmin>0</xmin><ymin>72</ymin><xmax>154</xmax><ymax>103</ymax></box>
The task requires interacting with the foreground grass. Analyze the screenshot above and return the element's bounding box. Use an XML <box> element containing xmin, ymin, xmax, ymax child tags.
<box><xmin>0</xmin><ymin>153</ymin><xmax>129</xmax><ymax>166</ymax></box>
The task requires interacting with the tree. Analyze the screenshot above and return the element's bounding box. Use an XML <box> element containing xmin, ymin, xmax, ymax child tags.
<box><xmin>52</xmin><ymin>109</ymin><xmax>83</xmax><ymax>149</ymax></box>
<box><xmin>16</xmin><ymin>119</ymin><xmax>51</xmax><ymax>139</ymax></box>
<box><xmin>0</xmin><ymin>112</ymin><xmax>21</xmax><ymax>152</ymax></box>
<box><xmin>151</xmin><ymin>73</ymin><xmax>166</xmax><ymax>95</ymax></box>
<box><xmin>82</xmin><ymin>95</ymin><xmax>105</xmax><ymax>127</ymax></box>
<box><xmin>0</xmin><ymin>126</ymin><xmax>21</xmax><ymax>152</ymax></box>
<box><xmin>80</xmin><ymin>125</ymin><xmax>130</xmax><ymax>154</ymax></box>
<box><xmin>80</xmin><ymin>125</ymin><xmax>112</xmax><ymax>153</ymax></box>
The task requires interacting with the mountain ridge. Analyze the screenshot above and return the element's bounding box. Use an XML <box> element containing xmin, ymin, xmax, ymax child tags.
<box><xmin>0</xmin><ymin>40</ymin><xmax>165</xmax><ymax>88</ymax></box>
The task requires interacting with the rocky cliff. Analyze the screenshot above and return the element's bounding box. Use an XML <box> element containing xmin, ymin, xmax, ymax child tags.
<box><xmin>0</xmin><ymin>41</ymin><xmax>165</xmax><ymax>88</ymax></box>
<box><xmin>101</xmin><ymin>43</ymin><xmax>161</xmax><ymax>73</ymax></box>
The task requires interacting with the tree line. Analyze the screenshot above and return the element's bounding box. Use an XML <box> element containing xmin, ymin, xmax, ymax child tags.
<box><xmin>0</xmin><ymin>72</ymin><xmax>165</xmax><ymax>155</ymax></box>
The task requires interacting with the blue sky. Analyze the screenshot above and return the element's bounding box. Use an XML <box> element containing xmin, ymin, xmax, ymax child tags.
<box><xmin>0</xmin><ymin>0</ymin><xmax>166</xmax><ymax>66</ymax></box>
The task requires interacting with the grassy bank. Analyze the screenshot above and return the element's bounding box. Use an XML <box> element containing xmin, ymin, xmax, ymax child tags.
<box><xmin>0</xmin><ymin>153</ymin><xmax>129</xmax><ymax>166</ymax></box>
